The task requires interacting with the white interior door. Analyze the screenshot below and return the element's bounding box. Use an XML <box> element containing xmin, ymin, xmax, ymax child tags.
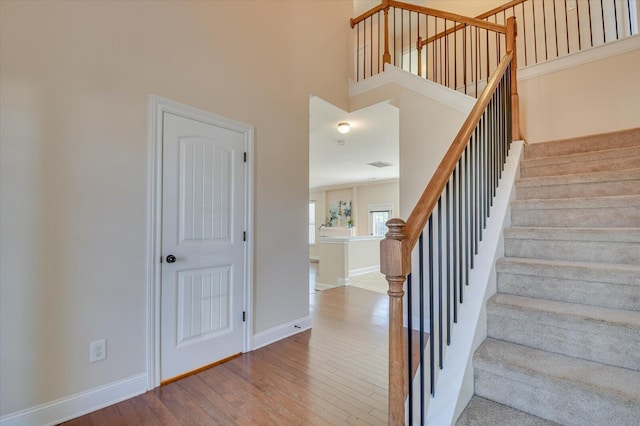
<box><xmin>160</xmin><ymin>112</ymin><xmax>246</xmax><ymax>382</ymax></box>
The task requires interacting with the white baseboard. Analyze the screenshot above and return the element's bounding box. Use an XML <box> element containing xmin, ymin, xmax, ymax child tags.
<box><xmin>314</xmin><ymin>281</ymin><xmax>341</xmax><ymax>291</ymax></box>
<box><xmin>252</xmin><ymin>315</ymin><xmax>312</xmax><ymax>350</ymax></box>
<box><xmin>349</xmin><ymin>265</ymin><xmax>380</xmax><ymax>277</ymax></box>
<box><xmin>0</xmin><ymin>373</ymin><xmax>147</xmax><ymax>426</ymax></box>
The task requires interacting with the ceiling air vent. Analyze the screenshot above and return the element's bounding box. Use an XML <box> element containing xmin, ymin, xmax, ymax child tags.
<box><xmin>367</xmin><ymin>161</ymin><xmax>393</xmax><ymax>168</ymax></box>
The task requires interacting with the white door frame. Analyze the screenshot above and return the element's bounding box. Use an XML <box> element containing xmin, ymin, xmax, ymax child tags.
<box><xmin>146</xmin><ymin>96</ymin><xmax>254</xmax><ymax>389</ymax></box>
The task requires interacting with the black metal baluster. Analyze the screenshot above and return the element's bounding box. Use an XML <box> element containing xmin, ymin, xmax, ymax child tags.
<box><xmin>419</xmin><ymin>233</ymin><xmax>425</xmax><ymax>419</ymax></box>
<box><xmin>437</xmin><ymin>200</ymin><xmax>443</xmax><ymax>369</ymax></box>
<box><xmin>576</xmin><ymin>0</ymin><xmax>582</xmax><ymax>51</ymax></box>
<box><xmin>459</xmin><ymin>153</ymin><xmax>465</xmax><ymax>299</ymax></box>
<box><xmin>469</xmin><ymin>134</ymin><xmax>475</xmax><ymax>265</ymax></box>
<box><xmin>601</xmin><ymin>0</ymin><xmax>606</xmax><ymax>44</ymax></box>
<box><xmin>407</xmin><ymin>272</ymin><xmax>413</xmax><ymax>425</ymax></box>
<box><xmin>553</xmin><ymin>0</ymin><xmax>559</xmax><ymax>58</ymax></box>
<box><xmin>522</xmin><ymin>1</ymin><xmax>528</xmax><ymax>65</ymax></box>
<box><xmin>565</xmin><ymin>0</ymin><xmax>570</xmax><ymax>54</ymax></box>
<box><xmin>532</xmin><ymin>0</ymin><xmax>538</xmax><ymax>63</ymax></box>
<box><xmin>446</xmin><ymin>181</ymin><xmax>451</xmax><ymax>345</ymax></box>
<box><xmin>463</xmin><ymin>24</ymin><xmax>467</xmax><ymax>94</ymax></box>
<box><xmin>587</xmin><ymin>0</ymin><xmax>593</xmax><ymax>48</ymax></box>
<box><xmin>428</xmin><ymin>216</ymin><xmax>435</xmax><ymax>396</ymax></box>
<box><xmin>453</xmin><ymin>166</ymin><xmax>459</xmax><ymax>321</ymax></box>
<box><xmin>464</xmin><ymin>143</ymin><xmax>470</xmax><ymax>286</ymax></box>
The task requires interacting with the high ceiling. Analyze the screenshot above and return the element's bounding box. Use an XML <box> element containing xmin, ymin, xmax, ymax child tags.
<box><xmin>309</xmin><ymin>96</ymin><xmax>399</xmax><ymax>189</ymax></box>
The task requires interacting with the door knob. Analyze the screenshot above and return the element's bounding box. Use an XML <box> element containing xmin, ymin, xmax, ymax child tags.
<box><xmin>166</xmin><ymin>255</ymin><xmax>177</xmax><ymax>263</ymax></box>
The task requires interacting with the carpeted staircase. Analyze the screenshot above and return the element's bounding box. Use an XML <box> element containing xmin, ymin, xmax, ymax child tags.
<box><xmin>457</xmin><ymin>128</ymin><xmax>640</xmax><ymax>426</ymax></box>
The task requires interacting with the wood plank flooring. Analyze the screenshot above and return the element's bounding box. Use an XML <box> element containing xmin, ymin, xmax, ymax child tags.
<box><xmin>61</xmin><ymin>286</ymin><xmax>389</xmax><ymax>425</ymax></box>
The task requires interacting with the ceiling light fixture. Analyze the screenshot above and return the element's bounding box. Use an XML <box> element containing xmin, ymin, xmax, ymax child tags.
<box><xmin>337</xmin><ymin>122</ymin><xmax>351</xmax><ymax>134</ymax></box>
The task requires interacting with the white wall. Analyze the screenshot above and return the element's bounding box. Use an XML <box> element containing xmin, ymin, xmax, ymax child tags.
<box><xmin>0</xmin><ymin>0</ymin><xmax>351</xmax><ymax>418</ymax></box>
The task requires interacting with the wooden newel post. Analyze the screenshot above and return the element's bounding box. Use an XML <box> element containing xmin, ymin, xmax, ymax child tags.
<box><xmin>380</xmin><ymin>218</ymin><xmax>407</xmax><ymax>425</ymax></box>
<box><xmin>506</xmin><ymin>16</ymin><xmax>520</xmax><ymax>140</ymax></box>
<box><xmin>383</xmin><ymin>2</ymin><xmax>391</xmax><ymax>65</ymax></box>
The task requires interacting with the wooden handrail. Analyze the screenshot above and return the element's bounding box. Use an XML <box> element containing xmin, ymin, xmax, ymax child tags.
<box><xmin>402</xmin><ymin>52</ymin><xmax>513</xmax><ymax>252</ymax></box>
<box><xmin>350</xmin><ymin>0</ymin><xmax>389</xmax><ymax>28</ymax></box>
<box><xmin>419</xmin><ymin>0</ymin><xmax>526</xmax><ymax>48</ymax></box>
<box><xmin>381</xmin><ymin>49</ymin><xmax>514</xmax><ymax>425</ymax></box>
<box><xmin>351</xmin><ymin>0</ymin><xmax>506</xmax><ymax>34</ymax></box>
<box><xmin>476</xmin><ymin>0</ymin><xmax>527</xmax><ymax>20</ymax></box>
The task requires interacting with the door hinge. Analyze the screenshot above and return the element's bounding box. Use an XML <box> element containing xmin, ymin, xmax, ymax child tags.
<box><xmin>243</xmin><ymin>231</ymin><xmax>247</xmax><ymax>242</ymax></box>
<box><xmin>243</xmin><ymin>152</ymin><xmax>247</xmax><ymax>163</ymax></box>
<box><xmin>242</xmin><ymin>311</ymin><xmax>246</xmax><ymax>322</ymax></box>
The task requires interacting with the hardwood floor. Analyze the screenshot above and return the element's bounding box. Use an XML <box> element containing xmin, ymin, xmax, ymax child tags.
<box><xmin>62</xmin><ymin>287</ymin><xmax>389</xmax><ymax>425</ymax></box>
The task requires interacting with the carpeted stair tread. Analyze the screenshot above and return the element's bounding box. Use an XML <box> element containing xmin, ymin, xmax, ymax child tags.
<box><xmin>496</xmin><ymin>257</ymin><xmax>640</xmax><ymax>311</ymax></box>
<box><xmin>522</xmin><ymin>145</ymin><xmax>640</xmax><ymax>169</ymax></box>
<box><xmin>524</xmin><ymin>128</ymin><xmax>640</xmax><ymax>160</ymax></box>
<box><xmin>516</xmin><ymin>168</ymin><xmax>640</xmax><ymax>199</ymax></box>
<box><xmin>456</xmin><ymin>396</ymin><xmax>559</xmax><ymax>426</ymax></box>
<box><xmin>496</xmin><ymin>257</ymin><xmax>640</xmax><ymax>285</ymax></box>
<box><xmin>511</xmin><ymin>194</ymin><xmax>640</xmax><ymax>210</ymax></box>
<box><xmin>504</xmin><ymin>227</ymin><xmax>640</xmax><ymax>264</ymax></box>
<box><xmin>520</xmin><ymin>153</ymin><xmax>640</xmax><ymax>178</ymax></box>
<box><xmin>517</xmin><ymin>168</ymin><xmax>640</xmax><ymax>188</ymax></box>
<box><xmin>474</xmin><ymin>339</ymin><xmax>640</xmax><ymax>425</ymax></box>
<box><xmin>510</xmin><ymin>195</ymin><xmax>640</xmax><ymax>228</ymax></box>
<box><xmin>503</xmin><ymin>226</ymin><xmax>640</xmax><ymax>243</ymax></box>
<box><xmin>487</xmin><ymin>294</ymin><xmax>640</xmax><ymax>369</ymax></box>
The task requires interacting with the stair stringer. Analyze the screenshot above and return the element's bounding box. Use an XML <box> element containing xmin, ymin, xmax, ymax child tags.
<box><xmin>414</xmin><ymin>141</ymin><xmax>523</xmax><ymax>426</ymax></box>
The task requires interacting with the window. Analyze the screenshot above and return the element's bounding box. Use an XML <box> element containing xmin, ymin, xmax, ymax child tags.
<box><xmin>309</xmin><ymin>201</ymin><xmax>316</xmax><ymax>245</ymax></box>
<box><xmin>369</xmin><ymin>203</ymin><xmax>393</xmax><ymax>236</ymax></box>
<box><xmin>371</xmin><ymin>211</ymin><xmax>390</xmax><ymax>236</ymax></box>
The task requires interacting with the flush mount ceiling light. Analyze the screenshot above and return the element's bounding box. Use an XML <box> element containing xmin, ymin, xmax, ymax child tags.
<box><xmin>337</xmin><ymin>122</ymin><xmax>351</xmax><ymax>134</ymax></box>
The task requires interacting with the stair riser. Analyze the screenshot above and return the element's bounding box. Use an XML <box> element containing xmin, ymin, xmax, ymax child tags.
<box><xmin>521</xmin><ymin>156</ymin><xmax>640</xmax><ymax>178</ymax></box>
<box><xmin>524</xmin><ymin>146</ymin><xmax>640</xmax><ymax>169</ymax></box>
<box><xmin>504</xmin><ymin>239</ymin><xmax>640</xmax><ymax>264</ymax></box>
<box><xmin>511</xmin><ymin>206</ymin><xmax>640</xmax><ymax>228</ymax></box>
<box><xmin>474</xmin><ymin>368</ymin><xmax>640</xmax><ymax>426</ymax></box>
<box><xmin>487</xmin><ymin>309</ymin><xmax>639</xmax><ymax>370</ymax></box>
<box><xmin>497</xmin><ymin>272</ymin><xmax>640</xmax><ymax>311</ymax></box>
<box><xmin>516</xmin><ymin>179</ymin><xmax>640</xmax><ymax>200</ymax></box>
<box><xmin>524</xmin><ymin>129</ymin><xmax>640</xmax><ymax>160</ymax></box>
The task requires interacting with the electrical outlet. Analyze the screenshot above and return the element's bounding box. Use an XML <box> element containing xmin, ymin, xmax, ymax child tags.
<box><xmin>90</xmin><ymin>339</ymin><xmax>107</xmax><ymax>363</ymax></box>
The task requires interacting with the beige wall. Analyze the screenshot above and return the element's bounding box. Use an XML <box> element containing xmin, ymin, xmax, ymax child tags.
<box><xmin>310</xmin><ymin>180</ymin><xmax>399</xmax><ymax>239</ymax></box>
<box><xmin>355</xmin><ymin>180</ymin><xmax>400</xmax><ymax>235</ymax></box>
<box><xmin>519</xmin><ymin>47</ymin><xmax>640</xmax><ymax>143</ymax></box>
<box><xmin>0</xmin><ymin>0</ymin><xmax>351</xmax><ymax>416</ymax></box>
<box><xmin>350</xmin><ymin>84</ymin><xmax>468</xmax><ymax>218</ymax></box>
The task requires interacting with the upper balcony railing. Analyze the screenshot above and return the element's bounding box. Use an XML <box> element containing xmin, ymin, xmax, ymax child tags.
<box><xmin>351</xmin><ymin>0</ymin><xmax>509</xmax><ymax>96</ymax></box>
<box><xmin>352</xmin><ymin>0</ymin><xmax>638</xmax><ymax>94</ymax></box>
<box><xmin>475</xmin><ymin>0</ymin><xmax>638</xmax><ymax>68</ymax></box>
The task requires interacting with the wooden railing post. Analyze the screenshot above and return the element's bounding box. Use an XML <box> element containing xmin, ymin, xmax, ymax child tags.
<box><xmin>381</xmin><ymin>218</ymin><xmax>407</xmax><ymax>425</ymax></box>
<box><xmin>507</xmin><ymin>16</ymin><xmax>520</xmax><ymax>140</ymax></box>
<box><xmin>383</xmin><ymin>1</ymin><xmax>391</xmax><ymax>65</ymax></box>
